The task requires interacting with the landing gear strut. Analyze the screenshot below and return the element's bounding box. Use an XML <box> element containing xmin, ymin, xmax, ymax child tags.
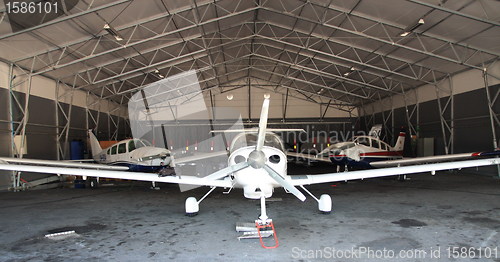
<box><xmin>255</xmin><ymin>193</ymin><xmax>279</xmax><ymax>249</ymax></box>
<box><xmin>299</xmin><ymin>185</ymin><xmax>332</xmax><ymax>213</ymax></box>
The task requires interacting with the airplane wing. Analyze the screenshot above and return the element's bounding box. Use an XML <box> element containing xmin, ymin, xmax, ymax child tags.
<box><xmin>286</xmin><ymin>151</ymin><xmax>331</xmax><ymax>163</ymax></box>
<box><xmin>370</xmin><ymin>151</ymin><xmax>500</xmax><ymax>168</ymax></box>
<box><xmin>0</xmin><ymin>162</ymin><xmax>232</xmax><ymax>188</ymax></box>
<box><xmin>290</xmin><ymin>158</ymin><xmax>500</xmax><ymax>186</ymax></box>
<box><xmin>172</xmin><ymin>151</ymin><xmax>229</xmax><ymax>165</ymax></box>
<box><xmin>0</xmin><ymin>157</ymin><xmax>129</xmax><ymax>171</ymax></box>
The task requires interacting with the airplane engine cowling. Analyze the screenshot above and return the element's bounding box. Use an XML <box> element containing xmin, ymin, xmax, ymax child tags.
<box><xmin>243</xmin><ymin>185</ymin><xmax>273</xmax><ymax>199</ymax></box>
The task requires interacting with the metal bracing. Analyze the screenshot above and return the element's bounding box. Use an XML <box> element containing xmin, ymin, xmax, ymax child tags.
<box><xmin>0</xmin><ymin>0</ymin><xmax>133</xmax><ymax>41</ymax></box>
<box><xmin>7</xmin><ymin>63</ymin><xmax>16</xmax><ymax>190</ymax></box>
<box><xmin>257</xmin><ymin>22</ymin><xmax>440</xmax><ymax>86</ymax></box>
<box><xmin>22</xmin><ymin>4</ymin><xmax>258</xmax><ymax>77</ymax></box>
<box><xmin>7</xmin><ymin>63</ymin><xmax>35</xmax><ymax>191</ymax></box>
<box><xmin>483</xmin><ymin>69</ymin><xmax>499</xmax><ymax>150</ymax></box>
<box><xmin>107</xmin><ymin>101</ymin><xmax>122</xmax><ymax>141</ymax></box>
<box><xmin>377</xmin><ymin>93</ymin><xmax>395</xmax><ymax>144</ymax></box>
<box><xmin>269</xmin><ymin>0</ymin><xmax>500</xmax><ymax>73</ymax></box>
<box><xmin>400</xmin><ymin>84</ymin><xmax>419</xmax><ymax>138</ymax></box>
<box><xmin>407</xmin><ymin>0</ymin><xmax>500</xmax><ymax>27</ymax></box>
<box><xmin>0</xmin><ymin>0</ymin><xmax>497</xmax><ymax>113</ymax></box>
<box><xmin>482</xmin><ymin>66</ymin><xmax>500</xmax><ymax>178</ymax></box>
<box><xmin>55</xmin><ymin>80</ymin><xmax>76</xmax><ymax>160</ymax></box>
<box><xmin>82</xmin><ymin>51</ymin><xmax>357</xmax><ymax>110</ymax></box>
<box><xmin>44</xmin><ymin>18</ymin><xmax>428</xmax><ymax>106</ymax></box>
<box><xmin>434</xmin><ymin>76</ymin><xmax>454</xmax><ymax>155</ymax></box>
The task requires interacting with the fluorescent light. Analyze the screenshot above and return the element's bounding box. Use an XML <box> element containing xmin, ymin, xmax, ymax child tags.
<box><xmin>399</xmin><ymin>18</ymin><xmax>425</xmax><ymax>37</ymax></box>
<box><xmin>103</xmin><ymin>23</ymin><xmax>124</xmax><ymax>41</ymax></box>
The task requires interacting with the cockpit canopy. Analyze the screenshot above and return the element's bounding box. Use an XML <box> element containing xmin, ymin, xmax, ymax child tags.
<box><xmin>230</xmin><ymin>132</ymin><xmax>285</xmax><ymax>152</ymax></box>
<box><xmin>107</xmin><ymin>139</ymin><xmax>153</xmax><ymax>155</ymax></box>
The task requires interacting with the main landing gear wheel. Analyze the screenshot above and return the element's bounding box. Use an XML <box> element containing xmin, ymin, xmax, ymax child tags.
<box><xmin>318</xmin><ymin>194</ymin><xmax>332</xmax><ymax>214</ymax></box>
<box><xmin>185</xmin><ymin>197</ymin><xmax>199</xmax><ymax>217</ymax></box>
<box><xmin>86</xmin><ymin>178</ymin><xmax>99</xmax><ymax>189</ymax></box>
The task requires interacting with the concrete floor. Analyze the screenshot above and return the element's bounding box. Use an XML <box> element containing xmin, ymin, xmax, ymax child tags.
<box><xmin>0</xmin><ymin>164</ymin><xmax>499</xmax><ymax>261</ymax></box>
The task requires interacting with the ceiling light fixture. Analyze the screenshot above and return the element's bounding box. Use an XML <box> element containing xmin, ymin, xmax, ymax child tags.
<box><xmin>103</xmin><ymin>23</ymin><xmax>124</xmax><ymax>41</ymax></box>
<box><xmin>399</xmin><ymin>18</ymin><xmax>425</xmax><ymax>37</ymax></box>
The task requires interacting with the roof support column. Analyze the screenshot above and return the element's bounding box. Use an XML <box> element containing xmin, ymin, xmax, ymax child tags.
<box><xmin>482</xmin><ymin>68</ymin><xmax>500</xmax><ymax>178</ymax></box>
<box><xmin>8</xmin><ymin>64</ymin><xmax>33</xmax><ymax>190</ymax></box>
<box><xmin>55</xmin><ymin>80</ymin><xmax>75</xmax><ymax>160</ymax></box>
<box><xmin>7</xmin><ymin>63</ymin><xmax>16</xmax><ymax>190</ymax></box>
<box><xmin>434</xmin><ymin>76</ymin><xmax>454</xmax><ymax>155</ymax></box>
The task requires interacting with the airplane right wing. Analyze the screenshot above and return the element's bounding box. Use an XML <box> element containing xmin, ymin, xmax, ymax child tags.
<box><xmin>0</xmin><ymin>157</ymin><xmax>129</xmax><ymax>171</ymax></box>
<box><xmin>290</xmin><ymin>158</ymin><xmax>500</xmax><ymax>186</ymax></box>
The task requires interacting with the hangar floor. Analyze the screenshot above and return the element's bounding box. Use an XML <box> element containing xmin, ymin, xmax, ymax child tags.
<box><xmin>0</xmin><ymin>164</ymin><xmax>499</xmax><ymax>261</ymax></box>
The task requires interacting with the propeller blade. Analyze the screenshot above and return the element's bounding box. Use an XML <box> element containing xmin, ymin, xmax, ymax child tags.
<box><xmin>256</xmin><ymin>98</ymin><xmax>270</xmax><ymax>151</ymax></box>
<box><xmin>263</xmin><ymin>164</ymin><xmax>306</xmax><ymax>201</ymax></box>
<box><xmin>203</xmin><ymin>162</ymin><xmax>249</xmax><ymax>181</ymax></box>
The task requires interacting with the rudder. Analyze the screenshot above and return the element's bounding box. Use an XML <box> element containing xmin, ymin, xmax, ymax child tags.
<box><xmin>87</xmin><ymin>130</ymin><xmax>103</xmax><ymax>160</ymax></box>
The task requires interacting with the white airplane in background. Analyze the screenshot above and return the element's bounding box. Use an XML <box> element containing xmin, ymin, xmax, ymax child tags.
<box><xmin>0</xmin><ymin>97</ymin><xmax>498</xmax><ymax>248</ymax></box>
<box><xmin>87</xmin><ymin>130</ymin><xmax>172</xmax><ymax>172</ymax></box>
<box><xmin>288</xmin><ymin>130</ymin><xmax>406</xmax><ymax>169</ymax></box>
<box><xmin>0</xmin><ymin>130</ymin><xmax>173</xmax><ymax>187</ymax></box>
<box><xmin>290</xmin><ymin>126</ymin><xmax>500</xmax><ymax>171</ymax></box>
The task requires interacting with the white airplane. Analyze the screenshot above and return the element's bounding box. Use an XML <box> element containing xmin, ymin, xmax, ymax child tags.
<box><xmin>87</xmin><ymin>130</ymin><xmax>172</xmax><ymax>172</ymax></box>
<box><xmin>290</xmin><ymin>128</ymin><xmax>500</xmax><ymax>171</ymax></box>
<box><xmin>314</xmin><ymin>130</ymin><xmax>406</xmax><ymax>169</ymax></box>
<box><xmin>0</xmin><ymin>131</ymin><xmax>174</xmax><ymax>187</ymax></box>
<box><xmin>0</xmin><ymin>97</ymin><xmax>498</xmax><ymax>247</ymax></box>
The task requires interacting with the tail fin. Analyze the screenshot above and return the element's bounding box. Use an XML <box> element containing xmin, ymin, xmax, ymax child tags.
<box><xmin>393</xmin><ymin>131</ymin><xmax>406</xmax><ymax>152</ymax></box>
<box><xmin>87</xmin><ymin>130</ymin><xmax>103</xmax><ymax>160</ymax></box>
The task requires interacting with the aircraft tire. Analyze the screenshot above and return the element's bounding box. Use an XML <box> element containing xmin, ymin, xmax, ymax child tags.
<box><xmin>86</xmin><ymin>178</ymin><xmax>99</xmax><ymax>189</ymax></box>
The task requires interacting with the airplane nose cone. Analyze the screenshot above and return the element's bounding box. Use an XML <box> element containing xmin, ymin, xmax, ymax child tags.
<box><xmin>248</xmin><ymin>150</ymin><xmax>266</xmax><ymax>169</ymax></box>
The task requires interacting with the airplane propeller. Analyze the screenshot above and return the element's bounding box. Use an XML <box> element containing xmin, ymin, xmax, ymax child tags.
<box><xmin>204</xmin><ymin>97</ymin><xmax>307</xmax><ymax>202</ymax></box>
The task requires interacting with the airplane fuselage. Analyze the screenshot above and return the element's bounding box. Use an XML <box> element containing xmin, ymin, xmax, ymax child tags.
<box><xmin>320</xmin><ymin>134</ymin><xmax>405</xmax><ymax>169</ymax></box>
<box><xmin>226</xmin><ymin>132</ymin><xmax>289</xmax><ymax>199</ymax></box>
<box><xmin>92</xmin><ymin>137</ymin><xmax>172</xmax><ymax>172</ymax></box>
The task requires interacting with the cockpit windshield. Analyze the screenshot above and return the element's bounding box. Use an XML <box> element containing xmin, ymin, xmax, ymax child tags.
<box><xmin>230</xmin><ymin>132</ymin><xmax>284</xmax><ymax>152</ymax></box>
<box><xmin>128</xmin><ymin>139</ymin><xmax>153</xmax><ymax>151</ymax></box>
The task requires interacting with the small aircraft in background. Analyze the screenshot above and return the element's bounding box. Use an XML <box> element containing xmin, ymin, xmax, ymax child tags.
<box><xmin>289</xmin><ymin>126</ymin><xmax>499</xmax><ymax>171</ymax></box>
<box><xmin>87</xmin><ymin>130</ymin><xmax>172</xmax><ymax>172</ymax></box>
<box><xmin>0</xmin><ymin>97</ymin><xmax>499</xmax><ymax>248</ymax></box>
<box><xmin>316</xmin><ymin>130</ymin><xmax>405</xmax><ymax>169</ymax></box>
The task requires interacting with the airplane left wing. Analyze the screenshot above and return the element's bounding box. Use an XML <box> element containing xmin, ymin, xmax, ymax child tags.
<box><xmin>370</xmin><ymin>151</ymin><xmax>500</xmax><ymax>168</ymax></box>
<box><xmin>286</xmin><ymin>151</ymin><xmax>331</xmax><ymax>163</ymax></box>
<box><xmin>290</xmin><ymin>158</ymin><xmax>500</xmax><ymax>186</ymax></box>
<box><xmin>0</xmin><ymin>162</ymin><xmax>232</xmax><ymax>188</ymax></box>
<box><xmin>172</xmin><ymin>151</ymin><xmax>229</xmax><ymax>165</ymax></box>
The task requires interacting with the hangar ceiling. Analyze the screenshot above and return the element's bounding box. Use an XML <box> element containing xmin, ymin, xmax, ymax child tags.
<box><xmin>1</xmin><ymin>0</ymin><xmax>499</xmax><ymax>110</ymax></box>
